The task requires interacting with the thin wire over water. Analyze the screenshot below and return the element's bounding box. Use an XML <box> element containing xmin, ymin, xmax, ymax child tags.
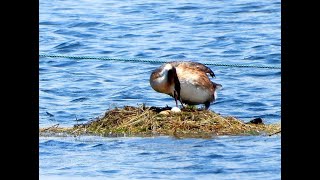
<box><xmin>39</xmin><ymin>54</ymin><xmax>281</xmax><ymax>69</ymax></box>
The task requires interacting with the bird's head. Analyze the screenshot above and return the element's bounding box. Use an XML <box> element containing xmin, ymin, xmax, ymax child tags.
<box><xmin>150</xmin><ymin>63</ymin><xmax>181</xmax><ymax>98</ymax></box>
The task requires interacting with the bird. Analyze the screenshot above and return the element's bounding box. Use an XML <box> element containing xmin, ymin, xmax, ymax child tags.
<box><xmin>150</xmin><ymin>61</ymin><xmax>222</xmax><ymax>110</ymax></box>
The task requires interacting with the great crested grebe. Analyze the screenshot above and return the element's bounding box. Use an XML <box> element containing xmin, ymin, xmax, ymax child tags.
<box><xmin>150</xmin><ymin>61</ymin><xmax>222</xmax><ymax>110</ymax></box>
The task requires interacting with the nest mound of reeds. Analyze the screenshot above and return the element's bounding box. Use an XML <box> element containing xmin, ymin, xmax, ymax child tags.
<box><xmin>39</xmin><ymin>105</ymin><xmax>281</xmax><ymax>138</ymax></box>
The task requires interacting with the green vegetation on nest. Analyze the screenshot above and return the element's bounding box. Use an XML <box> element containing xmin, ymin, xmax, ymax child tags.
<box><xmin>39</xmin><ymin>105</ymin><xmax>281</xmax><ymax>138</ymax></box>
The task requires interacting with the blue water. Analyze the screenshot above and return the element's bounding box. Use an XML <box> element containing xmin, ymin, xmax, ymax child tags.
<box><xmin>39</xmin><ymin>0</ymin><xmax>281</xmax><ymax>179</ymax></box>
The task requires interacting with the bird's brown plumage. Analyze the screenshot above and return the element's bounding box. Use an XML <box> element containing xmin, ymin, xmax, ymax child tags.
<box><xmin>150</xmin><ymin>61</ymin><xmax>222</xmax><ymax>109</ymax></box>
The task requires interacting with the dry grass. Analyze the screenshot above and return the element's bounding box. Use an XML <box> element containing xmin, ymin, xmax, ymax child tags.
<box><xmin>39</xmin><ymin>105</ymin><xmax>281</xmax><ymax>138</ymax></box>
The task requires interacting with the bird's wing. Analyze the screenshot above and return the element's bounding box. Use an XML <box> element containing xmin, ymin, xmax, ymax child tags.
<box><xmin>175</xmin><ymin>65</ymin><xmax>215</xmax><ymax>92</ymax></box>
<box><xmin>169</xmin><ymin>61</ymin><xmax>215</xmax><ymax>78</ymax></box>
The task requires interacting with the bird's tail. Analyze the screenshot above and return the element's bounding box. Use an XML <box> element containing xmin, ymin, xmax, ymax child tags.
<box><xmin>213</xmin><ymin>82</ymin><xmax>222</xmax><ymax>91</ymax></box>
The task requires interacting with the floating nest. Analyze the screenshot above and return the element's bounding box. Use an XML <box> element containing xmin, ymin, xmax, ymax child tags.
<box><xmin>39</xmin><ymin>105</ymin><xmax>281</xmax><ymax>138</ymax></box>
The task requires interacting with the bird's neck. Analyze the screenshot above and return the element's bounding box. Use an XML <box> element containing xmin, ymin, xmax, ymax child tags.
<box><xmin>152</xmin><ymin>72</ymin><xmax>174</xmax><ymax>95</ymax></box>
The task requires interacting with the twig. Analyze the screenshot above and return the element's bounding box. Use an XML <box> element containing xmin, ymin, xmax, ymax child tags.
<box><xmin>269</xmin><ymin>130</ymin><xmax>281</xmax><ymax>136</ymax></box>
<box><xmin>41</xmin><ymin>124</ymin><xmax>59</xmax><ymax>131</ymax></box>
